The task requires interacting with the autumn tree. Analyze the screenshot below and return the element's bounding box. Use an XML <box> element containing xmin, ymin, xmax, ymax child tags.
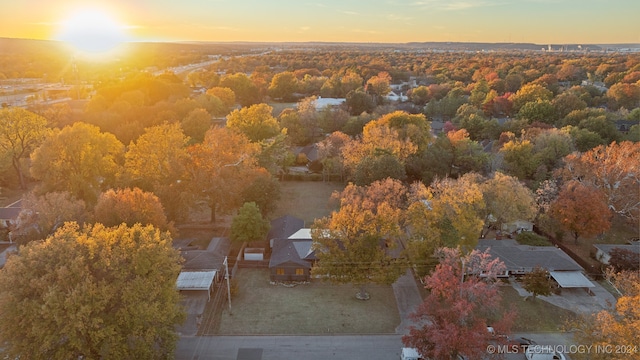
<box><xmin>549</xmin><ymin>180</ymin><xmax>612</xmax><ymax>244</ymax></box>
<box><xmin>30</xmin><ymin>122</ymin><xmax>124</xmax><ymax>203</ymax></box>
<box><xmin>230</xmin><ymin>202</ymin><xmax>270</xmax><ymax>244</ymax></box>
<box><xmin>0</xmin><ymin>223</ymin><xmax>185</xmax><ymax>360</ymax></box>
<box><xmin>521</xmin><ymin>266</ymin><xmax>554</xmax><ymax>300</ymax></box>
<box><xmin>206</xmin><ymin>86</ymin><xmax>236</xmax><ymax>109</ymax></box>
<box><xmin>0</xmin><ymin>107</ymin><xmax>50</xmax><ymax>189</ymax></box>
<box><xmin>219</xmin><ymin>72</ymin><xmax>260</xmax><ymax>107</ymax></box>
<box><xmin>94</xmin><ymin>187</ymin><xmax>176</xmax><ymax>235</ymax></box>
<box><xmin>403</xmin><ymin>248</ymin><xmax>515</xmax><ymax>360</ymax></box>
<box><xmin>186</xmin><ymin>126</ymin><xmax>261</xmax><ymax>222</ymax></box>
<box><xmin>268</xmin><ymin>71</ymin><xmax>299</xmax><ymax>101</ymax></box>
<box><xmin>481</xmin><ymin>172</ymin><xmax>537</xmax><ymax>236</ymax></box>
<box><xmin>570</xmin><ymin>271</ymin><xmax>640</xmax><ymax>360</ymax></box>
<box><xmin>608</xmin><ymin>248</ymin><xmax>640</xmax><ymax>272</ymax></box>
<box><xmin>11</xmin><ymin>191</ymin><xmax>87</xmax><ymax>244</ymax></box>
<box><xmin>365</xmin><ymin>71</ymin><xmax>392</xmax><ymax>104</ymax></box>
<box><xmin>181</xmin><ymin>108</ymin><xmax>211</xmax><ymax>143</ymax></box>
<box><xmin>226</xmin><ymin>103</ymin><xmax>280</xmax><ymax>142</ymax></box>
<box><xmin>558</xmin><ymin>141</ymin><xmax>640</xmax><ymax>224</ymax></box>
<box><xmin>311</xmin><ymin>178</ymin><xmax>408</xmax><ymax>299</ymax></box>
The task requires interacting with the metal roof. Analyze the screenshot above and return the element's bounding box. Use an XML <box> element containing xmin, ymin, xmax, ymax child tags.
<box><xmin>549</xmin><ymin>271</ymin><xmax>595</xmax><ymax>288</ymax></box>
<box><xmin>176</xmin><ymin>271</ymin><xmax>217</xmax><ymax>291</ymax></box>
<box><xmin>288</xmin><ymin>228</ymin><xmax>312</xmax><ymax>240</ymax></box>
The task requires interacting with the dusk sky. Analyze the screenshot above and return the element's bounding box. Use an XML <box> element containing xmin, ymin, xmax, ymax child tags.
<box><xmin>2</xmin><ymin>0</ymin><xmax>639</xmax><ymax>45</ymax></box>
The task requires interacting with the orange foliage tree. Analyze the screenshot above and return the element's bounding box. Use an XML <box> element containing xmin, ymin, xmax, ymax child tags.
<box><xmin>549</xmin><ymin>180</ymin><xmax>612</xmax><ymax>244</ymax></box>
<box><xmin>94</xmin><ymin>187</ymin><xmax>176</xmax><ymax>235</ymax></box>
<box><xmin>558</xmin><ymin>141</ymin><xmax>640</xmax><ymax>224</ymax></box>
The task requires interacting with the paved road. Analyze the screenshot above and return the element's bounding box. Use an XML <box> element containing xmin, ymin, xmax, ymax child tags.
<box><xmin>176</xmin><ymin>335</ymin><xmax>405</xmax><ymax>360</ymax></box>
<box><xmin>176</xmin><ymin>332</ymin><xmax>576</xmax><ymax>360</ymax></box>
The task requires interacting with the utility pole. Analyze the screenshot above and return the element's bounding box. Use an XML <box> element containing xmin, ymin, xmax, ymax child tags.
<box><xmin>224</xmin><ymin>256</ymin><xmax>231</xmax><ymax>311</ymax></box>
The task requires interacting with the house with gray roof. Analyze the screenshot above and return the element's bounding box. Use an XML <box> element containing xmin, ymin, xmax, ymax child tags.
<box><xmin>592</xmin><ymin>243</ymin><xmax>640</xmax><ymax>265</ymax></box>
<box><xmin>477</xmin><ymin>239</ymin><xmax>594</xmax><ymax>289</ymax></box>
<box><xmin>269</xmin><ymin>228</ymin><xmax>316</xmax><ymax>282</ymax></box>
<box><xmin>267</xmin><ymin>215</ymin><xmax>305</xmax><ymax>249</ymax></box>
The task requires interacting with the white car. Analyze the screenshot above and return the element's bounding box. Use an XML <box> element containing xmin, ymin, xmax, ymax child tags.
<box><xmin>525</xmin><ymin>345</ymin><xmax>566</xmax><ymax>360</ymax></box>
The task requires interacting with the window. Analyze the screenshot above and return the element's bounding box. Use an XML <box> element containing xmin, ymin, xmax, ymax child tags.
<box><xmin>295</xmin><ymin>268</ymin><xmax>304</xmax><ymax>275</ymax></box>
<box><xmin>276</xmin><ymin>268</ymin><xmax>285</xmax><ymax>275</ymax></box>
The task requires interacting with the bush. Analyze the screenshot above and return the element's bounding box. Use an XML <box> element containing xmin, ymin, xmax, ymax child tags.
<box><xmin>516</xmin><ymin>231</ymin><xmax>553</xmax><ymax>246</ymax></box>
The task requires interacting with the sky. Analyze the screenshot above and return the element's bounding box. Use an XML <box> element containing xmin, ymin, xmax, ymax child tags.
<box><xmin>1</xmin><ymin>0</ymin><xmax>639</xmax><ymax>45</ymax></box>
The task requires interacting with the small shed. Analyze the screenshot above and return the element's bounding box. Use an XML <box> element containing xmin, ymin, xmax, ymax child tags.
<box><xmin>501</xmin><ymin>220</ymin><xmax>534</xmax><ymax>235</ymax></box>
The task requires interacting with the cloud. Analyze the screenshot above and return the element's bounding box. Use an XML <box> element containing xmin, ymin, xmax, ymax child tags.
<box><xmin>411</xmin><ymin>0</ymin><xmax>506</xmax><ymax>11</ymax></box>
<box><xmin>300</xmin><ymin>26</ymin><xmax>311</xmax><ymax>31</ymax></box>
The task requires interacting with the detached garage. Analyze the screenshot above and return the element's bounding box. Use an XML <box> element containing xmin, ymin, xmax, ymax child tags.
<box><xmin>176</xmin><ymin>271</ymin><xmax>217</xmax><ymax>300</ymax></box>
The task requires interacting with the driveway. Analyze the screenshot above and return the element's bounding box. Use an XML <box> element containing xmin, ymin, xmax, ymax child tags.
<box><xmin>391</xmin><ymin>269</ymin><xmax>424</xmax><ymax>334</ymax></box>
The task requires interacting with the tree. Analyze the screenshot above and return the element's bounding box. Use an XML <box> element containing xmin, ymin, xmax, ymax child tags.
<box><xmin>186</xmin><ymin>126</ymin><xmax>261</xmax><ymax>222</ymax></box>
<box><xmin>0</xmin><ymin>107</ymin><xmax>50</xmax><ymax>189</ymax></box>
<box><xmin>30</xmin><ymin>122</ymin><xmax>124</xmax><ymax>203</ymax></box>
<box><xmin>500</xmin><ymin>138</ymin><xmax>539</xmax><ymax>181</ymax></box>
<box><xmin>607</xmin><ymin>82</ymin><xmax>640</xmax><ymax>110</ymax></box>
<box><xmin>11</xmin><ymin>191</ymin><xmax>87</xmax><ymax>244</ymax></box>
<box><xmin>0</xmin><ymin>222</ymin><xmax>185</xmax><ymax>360</ymax></box>
<box><xmin>268</xmin><ymin>71</ymin><xmax>299</xmax><ymax>101</ymax></box>
<box><xmin>220</xmin><ymin>72</ymin><xmax>260</xmax><ymax>107</ymax></box>
<box><xmin>206</xmin><ymin>86</ymin><xmax>236</xmax><ymax>109</ymax></box>
<box><xmin>230</xmin><ymin>202</ymin><xmax>270</xmax><ymax>244</ymax></box>
<box><xmin>570</xmin><ymin>271</ymin><xmax>640</xmax><ymax>360</ymax></box>
<box><xmin>345</xmin><ymin>89</ymin><xmax>375</xmax><ymax>115</ymax></box>
<box><xmin>521</xmin><ymin>266</ymin><xmax>554</xmax><ymax>300</ymax></box>
<box><xmin>353</xmin><ymin>153</ymin><xmax>406</xmax><ymax>186</ymax></box>
<box><xmin>94</xmin><ymin>187</ymin><xmax>176</xmax><ymax>235</ymax></box>
<box><xmin>226</xmin><ymin>103</ymin><xmax>280</xmax><ymax>142</ymax></box>
<box><xmin>311</xmin><ymin>179</ymin><xmax>408</xmax><ymax>299</ymax></box>
<box><xmin>558</xmin><ymin>141</ymin><xmax>640</xmax><ymax>224</ymax></box>
<box><xmin>241</xmin><ymin>171</ymin><xmax>281</xmax><ymax>217</ymax></box>
<box><xmin>365</xmin><ymin>71</ymin><xmax>392</xmax><ymax>104</ymax></box>
<box><xmin>427</xmin><ymin>173</ymin><xmax>486</xmax><ymax>250</ymax></box>
<box><xmin>481</xmin><ymin>172</ymin><xmax>537</xmax><ymax>236</ymax></box>
<box><xmin>181</xmin><ymin>108</ymin><xmax>211</xmax><ymax>143</ymax></box>
<box><xmin>403</xmin><ymin>248</ymin><xmax>515</xmax><ymax>360</ymax></box>
<box><xmin>510</xmin><ymin>83</ymin><xmax>553</xmax><ymax>113</ymax></box>
<box><xmin>608</xmin><ymin>248</ymin><xmax>640</xmax><ymax>272</ymax></box>
<box><xmin>549</xmin><ymin>180</ymin><xmax>612</xmax><ymax>244</ymax></box>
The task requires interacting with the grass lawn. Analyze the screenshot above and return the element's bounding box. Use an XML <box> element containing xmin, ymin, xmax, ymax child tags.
<box><xmin>498</xmin><ymin>286</ymin><xmax>578</xmax><ymax>332</ymax></box>
<box><xmin>215</xmin><ymin>269</ymin><xmax>399</xmax><ymax>335</ymax></box>
<box><xmin>271</xmin><ymin>181</ymin><xmax>344</xmax><ymax>226</ymax></box>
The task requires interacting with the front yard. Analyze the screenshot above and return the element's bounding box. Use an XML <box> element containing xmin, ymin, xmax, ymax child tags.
<box><xmin>213</xmin><ymin>269</ymin><xmax>400</xmax><ymax>335</ymax></box>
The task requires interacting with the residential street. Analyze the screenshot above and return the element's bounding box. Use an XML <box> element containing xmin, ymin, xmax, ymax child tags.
<box><xmin>176</xmin><ymin>333</ymin><xmax>576</xmax><ymax>360</ymax></box>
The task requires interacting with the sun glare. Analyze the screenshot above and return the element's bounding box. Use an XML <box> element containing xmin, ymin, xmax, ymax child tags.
<box><xmin>57</xmin><ymin>8</ymin><xmax>128</xmax><ymax>53</ymax></box>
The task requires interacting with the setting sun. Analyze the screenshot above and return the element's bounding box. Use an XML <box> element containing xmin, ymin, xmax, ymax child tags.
<box><xmin>56</xmin><ymin>8</ymin><xmax>128</xmax><ymax>53</ymax></box>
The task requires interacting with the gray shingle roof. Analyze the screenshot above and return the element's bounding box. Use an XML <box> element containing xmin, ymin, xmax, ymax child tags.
<box><xmin>267</xmin><ymin>215</ymin><xmax>304</xmax><ymax>241</ymax></box>
<box><xmin>593</xmin><ymin>243</ymin><xmax>640</xmax><ymax>255</ymax></box>
<box><xmin>0</xmin><ymin>208</ymin><xmax>21</xmax><ymax>220</ymax></box>
<box><xmin>269</xmin><ymin>238</ymin><xmax>312</xmax><ymax>268</ymax></box>
<box><xmin>476</xmin><ymin>239</ymin><xmax>584</xmax><ymax>272</ymax></box>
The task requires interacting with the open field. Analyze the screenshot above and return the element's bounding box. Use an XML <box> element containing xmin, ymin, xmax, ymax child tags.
<box><xmin>271</xmin><ymin>181</ymin><xmax>344</xmax><ymax>225</ymax></box>
<box><xmin>215</xmin><ymin>269</ymin><xmax>399</xmax><ymax>335</ymax></box>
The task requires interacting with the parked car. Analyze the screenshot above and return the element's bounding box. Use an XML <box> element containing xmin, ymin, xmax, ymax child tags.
<box><xmin>511</xmin><ymin>337</ymin><xmax>537</xmax><ymax>351</ymax></box>
<box><xmin>400</xmin><ymin>347</ymin><xmax>423</xmax><ymax>360</ymax></box>
<box><xmin>525</xmin><ymin>345</ymin><xmax>566</xmax><ymax>360</ymax></box>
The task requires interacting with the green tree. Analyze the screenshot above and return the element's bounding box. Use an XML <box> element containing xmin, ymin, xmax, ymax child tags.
<box><xmin>0</xmin><ymin>107</ymin><xmax>50</xmax><ymax>189</ymax></box>
<box><xmin>181</xmin><ymin>108</ymin><xmax>211</xmax><ymax>143</ymax></box>
<box><xmin>268</xmin><ymin>71</ymin><xmax>299</xmax><ymax>101</ymax></box>
<box><xmin>0</xmin><ymin>222</ymin><xmax>185</xmax><ymax>360</ymax></box>
<box><xmin>353</xmin><ymin>153</ymin><xmax>406</xmax><ymax>186</ymax></box>
<box><xmin>521</xmin><ymin>266</ymin><xmax>554</xmax><ymax>300</ymax></box>
<box><xmin>346</xmin><ymin>89</ymin><xmax>375</xmax><ymax>115</ymax></box>
<box><xmin>230</xmin><ymin>202</ymin><xmax>270</xmax><ymax>244</ymax></box>
<box><xmin>30</xmin><ymin>122</ymin><xmax>124</xmax><ymax>203</ymax></box>
<box><xmin>241</xmin><ymin>172</ymin><xmax>281</xmax><ymax>216</ymax></box>
<box><xmin>220</xmin><ymin>72</ymin><xmax>260</xmax><ymax>107</ymax></box>
<box><xmin>510</xmin><ymin>83</ymin><xmax>553</xmax><ymax>113</ymax></box>
<box><xmin>226</xmin><ymin>103</ymin><xmax>280</xmax><ymax>142</ymax></box>
<box><xmin>517</xmin><ymin>99</ymin><xmax>556</xmax><ymax>124</ymax></box>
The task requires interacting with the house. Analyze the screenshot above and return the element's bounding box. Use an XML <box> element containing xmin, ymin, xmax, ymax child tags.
<box><xmin>476</xmin><ymin>239</ymin><xmax>594</xmax><ymax>289</ymax></box>
<box><xmin>592</xmin><ymin>243</ymin><xmax>640</xmax><ymax>265</ymax></box>
<box><xmin>614</xmin><ymin>119</ymin><xmax>638</xmax><ymax>133</ymax></box>
<box><xmin>0</xmin><ymin>200</ymin><xmax>21</xmax><ymax>229</ymax></box>
<box><xmin>267</xmin><ymin>215</ymin><xmax>305</xmax><ymax>249</ymax></box>
<box><xmin>314</xmin><ymin>96</ymin><xmax>346</xmax><ymax>110</ymax></box>
<box><xmin>385</xmin><ymin>91</ymin><xmax>408</xmax><ymax>102</ymax></box>
<box><xmin>269</xmin><ymin>228</ymin><xmax>316</xmax><ymax>282</ymax></box>
<box><xmin>501</xmin><ymin>220</ymin><xmax>534</xmax><ymax>235</ymax></box>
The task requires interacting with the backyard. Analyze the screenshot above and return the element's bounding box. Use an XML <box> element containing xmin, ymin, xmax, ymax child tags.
<box><xmin>214</xmin><ymin>268</ymin><xmax>400</xmax><ymax>335</ymax></box>
<box><xmin>271</xmin><ymin>180</ymin><xmax>344</xmax><ymax>225</ymax></box>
